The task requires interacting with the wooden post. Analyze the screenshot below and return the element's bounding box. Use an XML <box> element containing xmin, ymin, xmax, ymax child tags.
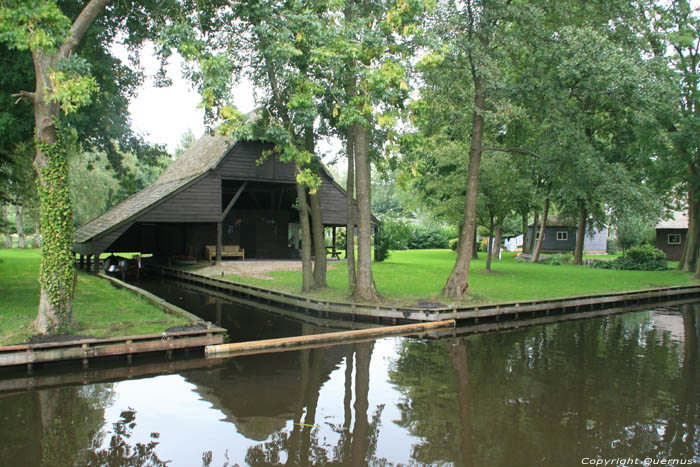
<box><xmin>332</xmin><ymin>227</ymin><xmax>337</xmax><ymax>251</ymax></box>
<box><xmin>86</xmin><ymin>254</ymin><xmax>92</xmax><ymax>273</ymax></box>
<box><xmin>216</xmin><ymin>222</ymin><xmax>222</xmax><ymax>265</ymax></box>
<box><xmin>79</xmin><ymin>255</ymin><xmax>84</xmax><ymax>269</ymax></box>
<box><xmin>94</xmin><ymin>253</ymin><xmax>101</xmax><ymax>274</ymax></box>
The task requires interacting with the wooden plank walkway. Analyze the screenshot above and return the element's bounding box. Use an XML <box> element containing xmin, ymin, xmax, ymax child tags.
<box><xmin>151</xmin><ymin>265</ymin><xmax>700</xmax><ymax>325</ymax></box>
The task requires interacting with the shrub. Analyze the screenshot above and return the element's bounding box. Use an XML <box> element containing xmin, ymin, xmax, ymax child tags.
<box><xmin>381</xmin><ymin>219</ymin><xmax>414</xmax><ymax>250</ymax></box>
<box><xmin>449</xmin><ymin>238</ymin><xmax>459</xmax><ymax>251</ymax></box>
<box><xmin>606</xmin><ymin>237</ymin><xmax>618</xmax><ymax>255</ymax></box>
<box><xmin>616</xmin><ymin>245</ymin><xmax>667</xmax><ymax>270</ymax></box>
<box><xmin>373</xmin><ymin>221</ymin><xmax>391</xmax><ymax>262</ymax></box>
<box><xmin>589</xmin><ymin>245</ymin><xmax>667</xmax><ymax>271</ymax></box>
<box><xmin>407</xmin><ymin>223</ymin><xmax>454</xmax><ymax>249</ymax></box>
<box><xmin>541</xmin><ymin>253</ymin><xmax>573</xmax><ymax>265</ymax></box>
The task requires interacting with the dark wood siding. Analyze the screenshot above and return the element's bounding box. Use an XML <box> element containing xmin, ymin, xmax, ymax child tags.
<box><xmin>656</xmin><ymin>228</ymin><xmax>686</xmax><ymax>261</ymax></box>
<box><xmin>139</xmin><ymin>174</ymin><xmax>221</xmax><ymax>223</ymax></box>
<box><xmin>217</xmin><ymin>141</ymin><xmax>297</xmax><ymax>183</ymax></box>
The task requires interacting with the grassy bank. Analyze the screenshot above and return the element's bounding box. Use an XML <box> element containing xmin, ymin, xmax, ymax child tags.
<box><xmin>0</xmin><ymin>248</ymin><xmax>189</xmax><ymax>345</ymax></box>
<box><xmin>221</xmin><ymin>249</ymin><xmax>699</xmax><ymax>305</ymax></box>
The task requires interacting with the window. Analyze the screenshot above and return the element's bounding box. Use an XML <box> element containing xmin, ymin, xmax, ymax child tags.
<box><xmin>556</xmin><ymin>231</ymin><xmax>568</xmax><ymax>241</ymax></box>
<box><xmin>668</xmin><ymin>234</ymin><xmax>681</xmax><ymax>245</ymax></box>
<box><xmin>535</xmin><ymin>232</ymin><xmax>544</xmax><ymax>240</ymax></box>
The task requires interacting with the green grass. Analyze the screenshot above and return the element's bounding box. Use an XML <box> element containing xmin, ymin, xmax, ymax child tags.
<box><xmin>0</xmin><ymin>248</ymin><xmax>188</xmax><ymax>345</ymax></box>
<box><xmin>221</xmin><ymin>249</ymin><xmax>699</xmax><ymax>306</ymax></box>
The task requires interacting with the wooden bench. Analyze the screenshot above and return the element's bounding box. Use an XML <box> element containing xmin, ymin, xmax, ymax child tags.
<box><xmin>325</xmin><ymin>246</ymin><xmax>342</xmax><ymax>260</ymax></box>
<box><xmin>204</xmin><ymin>245</ymin><xmax>245</xmax><ymax>262</ymax></box>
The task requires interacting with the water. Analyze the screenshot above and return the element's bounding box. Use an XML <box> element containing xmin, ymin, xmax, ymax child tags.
<box><xmin>0</xmin><ymin>281</ymin><xmax>697</xmax><ymax>466</ymax></box>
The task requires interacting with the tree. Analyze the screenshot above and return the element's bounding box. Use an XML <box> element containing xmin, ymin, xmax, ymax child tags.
<box><xmin>0</xmin><ymin>0</ymin><xmax>179</xmax><ymax>332</ymax></box>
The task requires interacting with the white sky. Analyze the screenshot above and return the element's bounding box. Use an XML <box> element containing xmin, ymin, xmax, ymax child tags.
<box><xmin>119</xmin><ymin>42</ymin><xmax>256</xmax><ymax>153</ymax></box>
<box><xmin>117</xmin><ymin>43</ymin><xmax>343</xmax><ymax>161</ymax></box>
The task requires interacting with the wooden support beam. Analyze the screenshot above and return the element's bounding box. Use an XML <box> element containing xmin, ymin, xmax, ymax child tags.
<box><xmin>221</xmin><ymin>181</ymin><xmax>248</xmax><ymax>222</ymax></box>
<box><xmin>332</xmin><ymin>227</ymin><xmax>337</xmax><ymax>249</ymax></box>
<box><xmin>86</xmin><ymin>254</ymin><xmax>92</xmax><ymax>273</ymax></box>
<box><xmin>94</xmin><ymin>253</ymin><xmax>101</xmax><ymax>274</ymax></box>
<box><xmin>79</xmin><ymin>255</ymin><xmax>84</xmax><ymax>269</ymax></box>
<box><xmin>216</xmin><ymin>222</ymin><xmax>222</xmax><ymax>265</ymax></box>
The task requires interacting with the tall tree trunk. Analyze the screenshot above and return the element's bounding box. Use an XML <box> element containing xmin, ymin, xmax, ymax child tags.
<box><xmin>573</xmin><ymin>202</ymin><xmax>587</xmax><ymax>265</ymax></box>
<box><xmin>310</xmin><ymin>190</ymin><xmax>327</xmax><ymax>288</ymax></box>
<box><xmin>531</xmin><ymin>198</ymin><xmax>550</xmax><ymax>263</ymax></box>
<box><xmin>16</xmin><ymin>205</ymin><xmax>25</xmax><ymax>248</ymax></box>
<box><xmin>679</xmin><ymin>185</ymin><xmax>699</xmax><ymax>273</ymax></box>
<box><xmin>529</xmin><ymin>210</ymin><xmax>539</xmax><ymax>253</ymax></box>
<box><xmin>296</xmin><ymin>179</ymin><xmax>315</xmax><ymax>292</ymax></box>
<box><xmin>31</xmin><ymin>0</ymin><xmax>112</xmax><ymax>334</ymax></box>
<box><xmin>353</xmin><ymin>122</ymin><xmax>377</xmax><ymax>301</ymax></box>
<box><xmin>345</xmin><ymin>126</ymin><xmax>357</xmax><ymax>293</ymax></box>
<box><xmin>442</xmin><ymin>76</ymin><xmax>485</xmax><ymax>298</ymax></box>
<box><xmin>1</xmin><ymin>205</ymin><xmax>11</xmax><ymax>248</ymax></box>
<box><xmin>494</xmin><ymin>222</ymin><xmax>502</xmax><ymax>261</ymax></box>
<box><xmin>306</xmin><ymin>128</ymin><xmax>327</xmax><ymax>288</ymax></box>
<box><xmin>521</xmin><ymin>211</ymin><xmax>529</xmax><ymax>254</ymax></box>
<box><xmin>485</xmin><ymin>216</ymin><xmax>494</xmax><ymax>271</ymax></box>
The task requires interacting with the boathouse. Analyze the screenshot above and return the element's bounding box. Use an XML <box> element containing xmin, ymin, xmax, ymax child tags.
<box><xmin>73</xmin><ymin>133</ymin><xmax>368</xmax><ymax>264</ymax></box>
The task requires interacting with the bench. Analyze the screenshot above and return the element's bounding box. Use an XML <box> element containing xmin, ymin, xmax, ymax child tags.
<box><xmin>325</xmin><ymin>246</ymin><xmax>342</xmax><ymax>260</ymax></box>
<box><xmin>204</xmin><ymin>245</ymin><xmax>245</xmax><ymax>262</ymax></box>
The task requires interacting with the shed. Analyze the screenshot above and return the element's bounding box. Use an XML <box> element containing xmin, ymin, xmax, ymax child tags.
<box><xmin>655</xmin><ymin>211</ymin><xmax>688</xmax><ymax>261</ymax></box>
<box><xmin>526</xmin><ymin>217</ymin><xmax>608</xmax><ymax>254</ymax></box>
<box><xmin>73</xmin><ymin>133</ymin><xmax>371</xmax><ymax>263</ymax></box>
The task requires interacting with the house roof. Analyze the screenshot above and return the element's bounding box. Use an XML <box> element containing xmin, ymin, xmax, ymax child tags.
<box><xmin>656</xmin><ymin>211</ymin><xmax>689</xmax><ymax>230</ymax></box>
<box><xmin>528</xmin><ymin>216</ymin><xmax>573</xmax><ymax>228</ymax></box>
<box><xmin>74</xmin><ymin>133</ymin><xmax>236</xmax><ymax>244</ymax></box>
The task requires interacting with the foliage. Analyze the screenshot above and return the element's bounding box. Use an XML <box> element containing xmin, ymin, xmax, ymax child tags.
<box><xmin>590</xmin><ymin>246</ymin><xmax>667</xmax><ymax>271</ymax></box>
<box><xmin>378</xmin><ymin>218</ymin><xmax>414</xmax><ymax>251</ymax></box>
<box><xmin>606</xmin><ymin>237</ymin><xmax>618</xmax><ymax>255</ymax></box>
<box><xmin>449</xmin><ymin>238</ymin><xmax>459</xmax><ymax>251</ymax></box>
<box><xmin>540</xmin><ymin>253</ymin><xmax>573</xmax><ymax>266</ymax></box>
<box><xmin>373</xmin><ymin>220</ymin><xmax>391</xmax><ymax>262</ymax></box>
<box><xmin>616</xmin><ymin>214</ymin><xmax>656</xmax><ymax>252</ymax></box>
<box><xmin>37</xmin><ymin>140</ymin><xmax>74</xmax><ymax>331</ymax></box>
<box><xmin>407</xmin><ymin>223</ymin><xmax>455</xmax><ymax>250</ymax></box>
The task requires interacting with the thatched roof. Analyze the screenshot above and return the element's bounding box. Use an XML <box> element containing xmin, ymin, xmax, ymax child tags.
<box><xmin>656</xmin><ymin>211</ymin><xmax>689</xmax><ymax>230</ymax></box>
<box><xmin>74</xmin><ymin>133</ymin><xmax>236</xmax><ymax>244</ymax></box>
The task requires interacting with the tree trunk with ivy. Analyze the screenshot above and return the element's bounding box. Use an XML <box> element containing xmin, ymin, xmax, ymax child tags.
<box><xmin>25</xmin><ymin>0</ymin><xmax>112</xmax><ymax>333</ymax></box>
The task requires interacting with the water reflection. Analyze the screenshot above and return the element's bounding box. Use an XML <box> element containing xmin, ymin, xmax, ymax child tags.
<box><xmin>0</xmin><ymin>304</ymin><xmax>697</xmax><ymax>466</ymax></box>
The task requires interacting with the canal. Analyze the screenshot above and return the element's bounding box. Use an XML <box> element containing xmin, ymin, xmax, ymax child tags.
<box><xmin>0</xmin><ymin>278</ymin><xmax>698</xmax><ymax>466</ymax></box>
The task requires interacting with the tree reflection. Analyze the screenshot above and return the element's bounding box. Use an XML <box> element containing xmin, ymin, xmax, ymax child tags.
<box><xmin>388</xmin><ymin>305</ymin><xmax>700</xmax><ymax>466</ymax></box>
<box><xmin>241</xmin><ymin>341</ymin><xmax>387</xmax><ymax>466</ymax></box>
<box><xmin>80</xmin><ymin>408</ymin><xmax>169</xmax><ymax>466</ymax></box>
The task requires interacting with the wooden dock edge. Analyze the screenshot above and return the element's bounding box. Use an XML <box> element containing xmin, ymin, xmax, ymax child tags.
<box><xmin>205</xmin><ymin>319</ymin><xmax>456</xmax><ymax>356</ymax></box>
<box><xmin>99</xmin><ymin>273</ymin><xmax>204</xmax><ymax>324</ymax></box>
<box><xmin>152</xmin><ymin>265</ymin><xmax>700</xmax><ymax>324</ymax></box>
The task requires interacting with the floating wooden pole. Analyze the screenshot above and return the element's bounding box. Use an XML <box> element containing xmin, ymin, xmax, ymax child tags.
<box><xmin>205</xmin><ymin>319</ymin><xmax>456</xmax><ymax>356</ymax></box>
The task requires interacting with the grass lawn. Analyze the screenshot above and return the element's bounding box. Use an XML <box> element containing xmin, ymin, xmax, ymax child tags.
<box><xmin>0</xmin><ymin>248</ymin><xmax>189</xmax><ymax>345</ymax></box>
<box><xmin>221</xmin><ymin>249</ymin><xmax>699</xmax><ymax>306</ymax></box>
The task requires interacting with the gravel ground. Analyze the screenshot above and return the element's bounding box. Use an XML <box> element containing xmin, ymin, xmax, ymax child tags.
<box><xmin>194</xmin><ymin>259</ymin><xmax>342</xmax><ymax>280</ymax></box>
